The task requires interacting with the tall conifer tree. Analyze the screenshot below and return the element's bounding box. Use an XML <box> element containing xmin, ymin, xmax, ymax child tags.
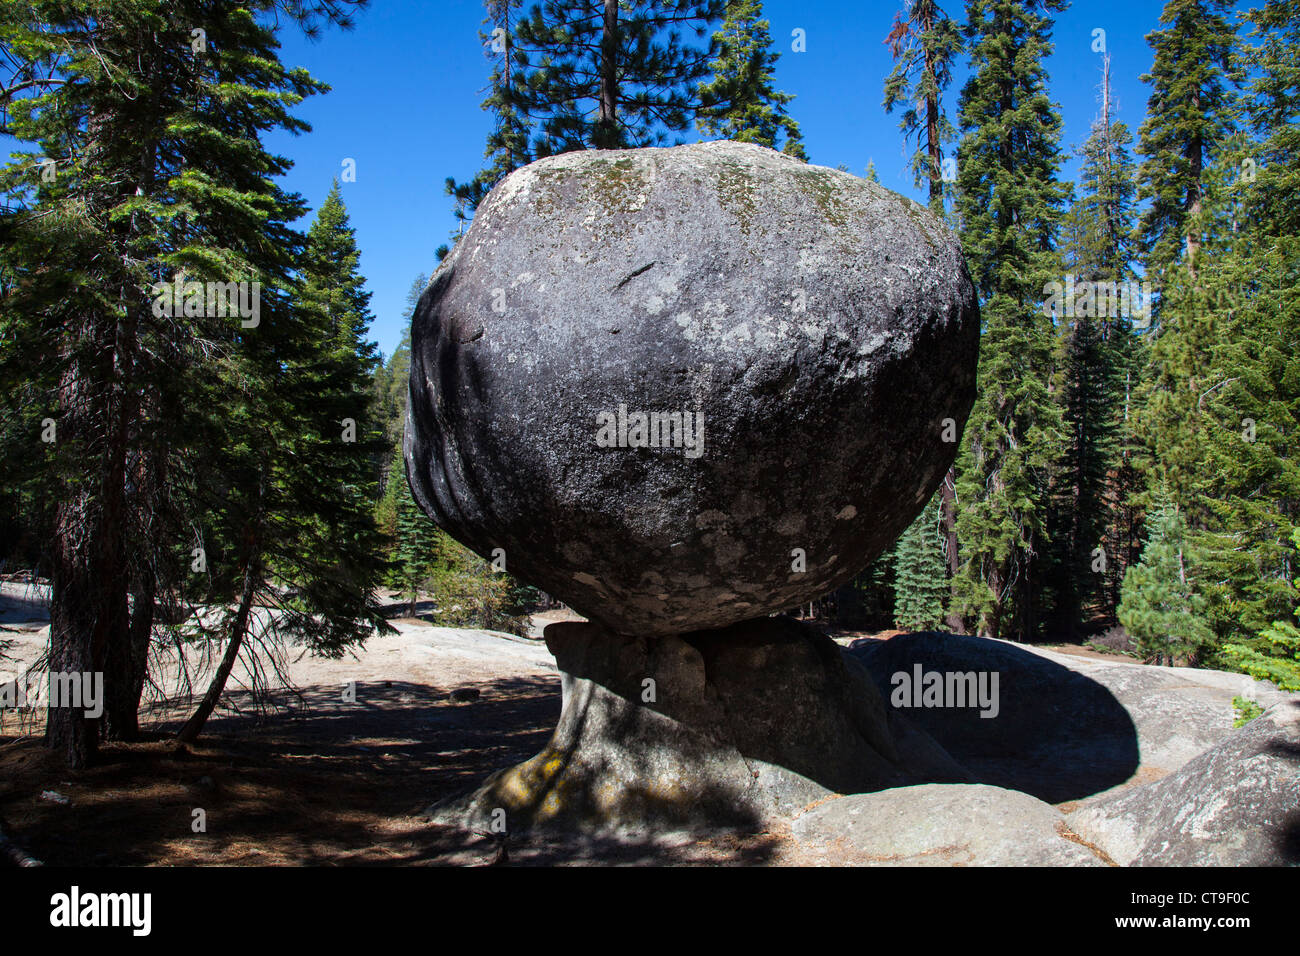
<box><xmin>514</xmin><ymin>0</ymin><xmax>723</xmax><ymax>153</ymax></box>
<box><xmin>883</xmin><ymin>0</ymin><xmax>963</xmax><ymax>616</ymax></box>
<box><xmin>445</xmin><ymin>1</ymin><xmax>534</xmax><ymax>234</ymax></box>
<box><xmin>950</xmin><ymin>0</ymin><xmax>1068</xmax><ymax>640</ymax></box>
<box><xmin>892</xmin><ymin>495</ymin><xmax>949</xmax><ymax>631</ymax></box>
<box><xmin>696</xmin><ymin>0</ymin><xmax>806</xmax><ymax>159</ymax></box>
<box><xmin>882</xmin><ymin>0</ymin><xmax>961</xmax><ymax>215</ymax></box>
<box><xmin>1118</xmin><ymin>493</ymin><xmax>1216</xmax><ymax>665</ymax></box>
<box><xmin>1183</xmin><ymin>0</ymin><xmax>1300</xmax><ymax>657</ymax></box>
<box><xmin>1127</xmin><ymin>1</ymin><xmax>1239</xmax><ymax>538</ymax></box>
<box><xmin>1046</xmin><ymin>56</ymin><xmax>1140</xmax><ymax>635</ymax></box>
<box><xmin>177</xmin><ymin>181</ymin><xmax>388</xmax><ymax>743</ymax></box>
<box><xmin>1133</xmin><ymin>0</ymin><xmax>1239</xmax><ymax>287</ymax></box>
<box><xmin>0</xmin><ymin>0</ymin><xmax>372</xmax><ymax>763</ymax></box>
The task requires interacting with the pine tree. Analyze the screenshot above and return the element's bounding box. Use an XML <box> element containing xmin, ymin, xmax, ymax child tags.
<box><xmin>514</xmin><ymin>0</ymin><xmax>724</xmax><ymax>153</ymax></box>
<box><xmin>1223</xmin><ymin>532</ymin><xmax>1300</xmax><ymax>691</ymax></box>
<box><xmin>1129</xmin><ymin>266</ymin><xmax>1217</xmax><ymax>519</ymax></box>
<box><xmin>949</xmin><ymin>0</ymin><xmax>1069</xmax><ymax>640</ymax></box>
<box><xmin>882</xmin><ymin>0</ymin><xmax>962</xmax><ymax>215</ymax></box>
<box><xmin>1133</xmin><ymin>0</ymin><xmax>1239</xmax><ymax>288</ymax></box>
<box><xmin>301</xmin><ymin>182</ymin><xmax>376</xmax><ymax>354</ymax></box>
<box><xmin>385</xmin><ymin>439</ymin><xmax>534</xmax><ymax>633</ymax></box>
<box><xmin>695</xmin><ymin>0</ymin><xmax>806</xmax><ymax>160</ymax></box>
<box><xmin>299</xmin><ymin>180</ymin><xmax>387</xmax><ymax>478</ymax></box>
<box><xmin>177</xmin><ymin>178</ymin><xmax>389</xmax><ymax>743</ymax></box>
<box><xmin>882</xmin><ymin>0</ymin><xmax>963</xmax><ymax>615</ymax></box>
<box><xmin>0</xmin><ymin>0</ymin><xmax>370</xmax><ymax>765</ymax></box>
<box><xmin>1183</xmin><ymin>7</ymin><xmax>1300</xmax><ymax>655</ymax></box>
<box><xmin>1128</xmin><ymin>0</ymin><xmax>1243</xmax><ymax>537</ymax></box>
<box><xmin>445</xmin><ymin>1</ymin><xmax>534</xmax><ymax>235</ymax></box>
<box><xmin>425</xmin><ymin>529</ymin><xmax>532</xmax><ymax>635</ymax></box>
<box><xmin>1046</xmin><ymin>303</ymin><xmax>1120</xmax><ymax>635</ymax></box>
<box><xmin>834</xmin><ymin>552</ymin><xmax>896</xmax><ymax>631</ymax></box>
<box><xmin>1181</xmin><ymin>241</ymin><xmax>1293</xmax><ymax>633</ymax></box>
<box><xmin>892</xmin><ymin>492</ymin><xmax>950</xmax><ymax>631</ymax></box>
<box><xmin>1045</xmin><ymin>56</ymin><xmax>1141</xmax><ymax>636</ymax></box>
<box><xmin>392</xmin><ymin>449</ymin><xmax>438</xmax><ymax>616</ymax></box>
<box><xmin>1118</xmin><ymin>493</ymin><xmax>1216</xmax><ymax>666</ymax></box>
<box><xmin>1240</xmin><ymin>0</ymin><xmax>1300</xmax><ymax>239</ymax></box>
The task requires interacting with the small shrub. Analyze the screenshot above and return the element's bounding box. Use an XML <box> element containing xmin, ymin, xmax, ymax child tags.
<box><xmin>1087</xmin><ymin>625</ymin><xmax>1136</xmax><ymax>657</ymax></box>
<box><xmin>1232</xmin><ymin>696</ymin><xmax>1264</xmax><ymax>727</ymax></box>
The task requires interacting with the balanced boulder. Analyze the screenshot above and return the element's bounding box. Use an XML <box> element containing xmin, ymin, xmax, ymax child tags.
<box><xmin>405</xmin><ymin>140</ymin><xmax>979</xmax><ymax>637</ymax></box>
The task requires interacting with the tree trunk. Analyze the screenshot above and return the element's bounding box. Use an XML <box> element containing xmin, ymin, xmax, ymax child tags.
<box><xmin>104</xmin><ymin>563</ymin><xmax>155</xmax><ymax>740</ymax></box>
<box><xmin>921</xmin><ymin>5</ymin><xmax>943</xmax><ymax>213</ymax></box>
<box><xmin>595</xmin><ymin>0</ymin><xmax>618</xmax><ymax>147</ymax></box>
<box><xmin>1185</xmin><ymin>89</ymin><xmax>1203</xmax><ymax>282</ymax></box>
<box><xmin>47</xmin><ymin>526</ymin><xmax>101</xmax><ymax>769</ymax></box>
<box><xmin>939</xmin><ymin>467</ymin><xmax>963</xmax><ymax>631</ymax></box>
<box><xmin>46</xmin><ymin>308</ymin><xmax>129</xmax><ymax>767</ymax></box>
<box><xmin>177</xmin><ymin>556</ymin><xmax>260</xmax><ymax>744</ymax></box>
<box><xmin>102</xmin><ymin>302</ymin><xmax>152</xmax><ymax>741</ymax></box>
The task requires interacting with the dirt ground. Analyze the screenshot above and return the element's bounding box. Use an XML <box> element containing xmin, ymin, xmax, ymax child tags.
<box><xmin>0</xmin><ymin>669</ymin><xmax>808</xmax><ymax>865</ymax></box>
<box><xmin>0</xmin><ymin>585</ymin><xmax>1144</xmax><ymax>866</ymax></box>
<box><xmin>0</xmin><ymin>589</ymin><xmax>807</xmax><ymax>865</ymax></box>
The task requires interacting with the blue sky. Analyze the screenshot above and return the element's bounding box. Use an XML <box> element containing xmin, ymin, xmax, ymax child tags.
<box><xmin>264</xmin><ymin>0</ymin><xmax>1189</xmax><ymax>358</ymax></box>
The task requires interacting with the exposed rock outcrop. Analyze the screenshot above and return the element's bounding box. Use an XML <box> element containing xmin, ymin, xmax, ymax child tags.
<box><xmin>791</xmin><ymin>784</ymin><xmax>1108</xmax><ymax>867</ymax></box>
<box><xmin>1068</xmin><ymin>700</ymin><xmax>1300</xmax><ymax>866</ymax></box>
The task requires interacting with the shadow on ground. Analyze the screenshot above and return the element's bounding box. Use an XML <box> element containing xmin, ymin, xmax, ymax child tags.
<box><xmin>0</xmin><ymin>673</ymin><xmax>782</xmax><ymax>865</ymax></box>
<box><xmin>847</xmin><ymin>632</ymin><xmax>1141</xmax><ymax>803</ymax></box>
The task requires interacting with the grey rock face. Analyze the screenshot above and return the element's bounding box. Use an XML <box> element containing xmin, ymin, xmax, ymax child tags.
<box><xmin>791</xmin><ymin>784</ymin><xmax>1108</xmax><ymax>866</ymax></box>
<box><xmin>406</xmin><ymin>140</ymin><xmax>978</xmax><ymax>636</ymax></box>
<box><xmin>1068</xmin><ymin>701</ymin><xmax>1300</xmax><ymax>866</ymax></box>
<box><xmin>427</xmin><ymin>617</ymin><xmax>970</xmax><ymax>833</ymax></box>
<box><xmin>1015</xmin><ymin>644</ymin><xmax>1288</xmax><ymax>776</ymax></box>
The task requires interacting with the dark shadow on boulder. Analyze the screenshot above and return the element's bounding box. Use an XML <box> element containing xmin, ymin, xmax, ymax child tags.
<box><xmin>1279</xmin><ymin>810</ymin><xmax>1300</xmax><ymax>865</ymax></box>
<box><xmin>847</xmin><ymin>631</ymin><xmax>1140</xmax><ymax>803</ymax></box>
<box><xmin>1268</xmin><ymin>700</ymin><xmax>1300</xmax><ymax>865</ymax></box>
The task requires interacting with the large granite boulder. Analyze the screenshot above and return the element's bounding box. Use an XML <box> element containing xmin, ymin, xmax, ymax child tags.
<box><xmin>1068</xmin><ymin>700</ymin><xmax>1300</xmax><ymax>866</ymax></box>
<box><xmin>790</xmin><ymin>784</ymin><xmax>1108</xmax><ymax>866</ymax></box>
<box><xmin>406</xmin><ymin>140</ymin><xmax>978</xmax><ymax>636</ymax></box>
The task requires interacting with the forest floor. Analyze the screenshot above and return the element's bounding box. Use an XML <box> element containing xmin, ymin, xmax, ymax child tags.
<box><xmin>0</xmin><ymin>587</ymin><xmax>802</xmax><ymax>864</ymax></box>
<box><xmin>0</xmin><ymin>583</ymin><xmax>1142</xmax><ymax>865</ymax></box>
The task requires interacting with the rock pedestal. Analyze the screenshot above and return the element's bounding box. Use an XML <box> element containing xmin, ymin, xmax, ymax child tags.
<box><xmin>429</xmin><ymin>617</ymin><xmax>968</xmax><ymax>833</ymax></box>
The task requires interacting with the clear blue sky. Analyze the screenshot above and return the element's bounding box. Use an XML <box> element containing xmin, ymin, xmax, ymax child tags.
<box><xmin>264</xmin><ymin>0</ymin><xmax>1194</xmax><ymax>359</ymax></box>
